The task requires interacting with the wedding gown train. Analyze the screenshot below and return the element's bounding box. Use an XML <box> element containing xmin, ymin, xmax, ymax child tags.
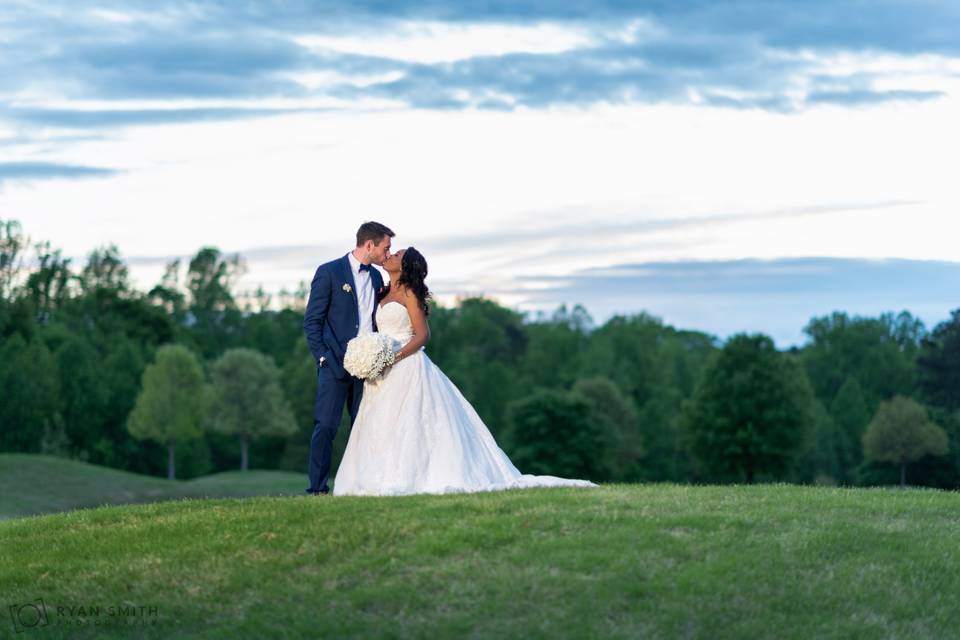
<box><xmin>332</xmin><ymin>301</ymin><xmax>599</xmax><ymax>496</ymax></box>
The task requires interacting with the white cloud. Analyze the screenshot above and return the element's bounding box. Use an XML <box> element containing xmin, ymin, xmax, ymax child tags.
<box><xmin>809</xmin><ymin>52</ymin><xmax>960</xmax><ymax>77</ymax></box>
<box><xmin>86</xmin><ymin>8</ymin><xmax>136</xmax><ymax>24</ymax></box>
<box><xmin>276</xmin><ymin>70</ymin><xmax>406</xmax><ymax>92</ymax></box>
<box><xmin>293</xmin><ymin>21</ymin><xmax>596</xmax><ymax>64</ymax></box>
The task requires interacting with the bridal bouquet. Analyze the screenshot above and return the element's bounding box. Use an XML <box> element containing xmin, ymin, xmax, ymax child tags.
<box><xmin>343</xmin><ymin>333</ymin><xmax>397</xmax><ymax>380</ymax></box>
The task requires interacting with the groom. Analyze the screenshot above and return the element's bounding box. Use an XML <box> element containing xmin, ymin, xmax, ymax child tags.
<box><xmin>303</xmin><ymin>221</ymin><xmax>394</xmax><ymax>494</ymax></box>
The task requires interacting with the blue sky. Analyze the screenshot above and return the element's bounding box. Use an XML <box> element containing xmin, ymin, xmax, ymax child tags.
<box><xmin>1</xmin><ymin>1</ymin><xmax>958</xmax><ymax>345</ymax></box>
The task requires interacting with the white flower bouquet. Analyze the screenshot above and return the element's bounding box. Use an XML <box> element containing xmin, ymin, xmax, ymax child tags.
<box><xmin>343</xmin><ymin>333</ymin><xmax>397</xmax><ymax>380</ymax></box>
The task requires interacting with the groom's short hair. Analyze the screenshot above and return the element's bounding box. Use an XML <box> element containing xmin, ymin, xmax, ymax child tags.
<box><xmin>356</xmin><ymin>222</ymin><xmax>395</xmax><ymax>247</ymax></box>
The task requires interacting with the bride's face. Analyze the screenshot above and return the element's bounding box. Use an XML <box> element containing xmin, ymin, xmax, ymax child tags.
<box><xmin>384</xmin><ymin>249</ymin><xmax>406</xmax><ymax>274</ymax></box>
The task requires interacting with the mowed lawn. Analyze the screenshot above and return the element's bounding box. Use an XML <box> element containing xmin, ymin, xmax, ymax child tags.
<box><xmin>0</xmin><ymin>454</ymin><xmax>306</xmax><ymax>520</ymax></box>
<box><xmin>1</xmin><ymin>483</ymin><xmax>959</xmax><ymax>639</ymax></box>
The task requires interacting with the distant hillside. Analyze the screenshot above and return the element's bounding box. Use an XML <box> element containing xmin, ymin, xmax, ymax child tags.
<box><xmin>0</xmin><ymin>454</ymin><xmax>305</xmax><ymax>519</ymax></box>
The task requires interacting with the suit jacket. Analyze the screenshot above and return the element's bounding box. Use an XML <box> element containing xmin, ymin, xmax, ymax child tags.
<box><xmin>303</xmin><ymin>253</ymin><xmax>385</xmax><ymax>380</ymax></box>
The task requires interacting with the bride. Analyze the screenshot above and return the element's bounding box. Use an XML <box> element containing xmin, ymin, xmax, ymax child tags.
<box><xmin>333</xmin><ymin>247</ymin><xmax>599</xmax><ymax>496</ymax></box>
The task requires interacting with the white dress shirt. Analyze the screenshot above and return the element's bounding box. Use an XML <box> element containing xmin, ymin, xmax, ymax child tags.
<box><xmin>346</xmin><ymin>251</ymin><xmax>375</xmax><ymax>335</ymax></box>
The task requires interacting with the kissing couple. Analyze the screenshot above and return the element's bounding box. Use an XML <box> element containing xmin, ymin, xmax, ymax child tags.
<box><xmin>303</xmin><ymin>221</ymin><xmax>598</xmax><ymax>496</ymax></box>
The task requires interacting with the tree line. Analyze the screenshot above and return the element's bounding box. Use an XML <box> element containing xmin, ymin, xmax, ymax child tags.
<box><xmin>2</xmin><ymin>218</ymin><xmax>958</xmax><ymax>487</ymax></box>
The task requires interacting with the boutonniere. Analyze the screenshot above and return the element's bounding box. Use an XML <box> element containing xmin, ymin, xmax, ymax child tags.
<box><xmin>342</xmin><ymin>283</ymin><xmax>352</xmax><ymax>294</ymax></box>
<box><xmin>378</xmin><ymin>286</ymin><xmax>385</xmax><ymax>295</ymax></box>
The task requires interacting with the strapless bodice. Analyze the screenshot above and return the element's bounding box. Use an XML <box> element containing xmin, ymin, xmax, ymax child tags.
<box><xmin>375</xmin><ymin>301</ymin><xmax>413</xmax><ymax>344</ymax></box>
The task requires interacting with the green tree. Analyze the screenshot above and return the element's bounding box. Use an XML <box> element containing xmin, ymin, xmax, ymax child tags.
<box><xmin>505</xmin><ymin>388</ymin><xmax>608</xmax><ymax>480</ymax></box>
<box><xmin>148</xmin><ymin>259</ymin><xmax>187</xmax><ymax>321</ymax></box>
<box><xmin>581</xmin><ymin>313</ymin><xmax>663</xmax><ymax>408</ymax></box>
<box><xmin>682</xmin><ymin>334</ymin><xmax>816</xmax><ymax>484</ymax></box>
<box><xmin>581</xmin><ymin>314</ymin><xmax>716</xmax><ymax>482</ymax></box>
<box><xmin>0</xmin><ymin>334</ymin><xmax>61</xmax><ymax>452</ymax></box>
<box><xmin>25</xmin><ymin>241</ymin><xmax>75</xmax><ymax>323</ymax></box>
<box><xmin>66</xmin><ymin>292</ymin><xmax>175</xmax><ymax>353</ymax></box>
<box><xmin>0</xmin><ymin>296</ymin><xmax>36</xmax><ymax>342</ymax></box>
<box><xmin>127</xmin><ymin>344</ymin><xmax>209</xmax><ymax>479</ymax></box>
<box><xmin>79</xmin><ymin>244</ymin><xmax>131</xmax><ymax>295</ymax></box>
<box><xmin>917</xmin><ymin>309</ymin><xmax>960</xmax><ymax>412</ymax></box>
<box><xmin>0</xmin><ymin>218</ymin><xmax>28</xmax><ymax>301</ymax></box>
<box><xmin>829</xmin><ymin>376</ymin><xmax>870</xmax><ymax>482</ymax></box>
<box><xmin>801</xmin><ymin>311</ymin><xmax>922</xmax><ymax>411</ymax></box>
<box><xmin>572</xmin><ymin>376</ymin><xmax>644</xmax><ymax>480</ymax></box>
<box><xmin>97</xmin><ymin>337</ymin><xmax>147</xmax><ymax>470</ymax></box>
<box><xmin>208</xmin><ymin>348</ymin><xmax>297</xmax><ymax>471</ymax></box>
<box><xmin>184</xmin><ymin>247</ymin><xmax>247</xmax><ymax>359</ymax></box>
<box><xmin>796</xmin><ymin>400</ymin><xmax>842</xmax><ymax>485</ymax></box>
<box><xmin>237</xmin><ymin>307</ymin><xmax>305</xmax><ymax>369</ymax></box>
<box><xmin>520</xmin><ymin>305</ymin><xmax>592</xmax><ymax>391</ymax></box>
<box><xmin>278</xmin><ymin>339</ymin><xmax>320</xmax><ymax>471</ymax></box>
<box><xmin>862</xmin><ymin>396</ymin><xmax>949</xmax><ymax>488</ymax></box>
<box><xmin>55</xmin><ymin>335</ymin><xmax>109</xmax><ymax>460</ymax></box>
<box><xmin>187</xmin><ymin>247</ymin><xmax>245</xmax><ymax>314</ymax></box>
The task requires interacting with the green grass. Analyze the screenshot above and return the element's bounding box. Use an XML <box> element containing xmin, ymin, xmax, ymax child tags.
<box><xmin>0</xmin><ymin>454</ymin><xmax>306</xmax><ymax>520</ymax></box>
<box><xmin>2</xmin><ymin>483</ymin><xmax>960</xmax><ymax>639</ymax></box>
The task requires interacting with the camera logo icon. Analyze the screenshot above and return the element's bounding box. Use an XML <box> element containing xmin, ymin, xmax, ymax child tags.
<box><xmin>9</xmin><ymin>599</ymin><xmax>49</xmax><ymax>633</ymax></box>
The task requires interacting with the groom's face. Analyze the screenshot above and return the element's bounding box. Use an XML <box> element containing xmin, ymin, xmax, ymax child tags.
<box><xmin>371</xmin><ymin>237</ymin><xmax>392</xmax><ymax>266</ymax></box>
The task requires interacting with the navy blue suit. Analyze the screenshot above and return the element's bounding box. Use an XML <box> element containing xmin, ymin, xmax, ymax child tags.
<box><xmin>303</xmin><ymin>253</ymin><xmax>385</xmax><ymax>493</ymax></box>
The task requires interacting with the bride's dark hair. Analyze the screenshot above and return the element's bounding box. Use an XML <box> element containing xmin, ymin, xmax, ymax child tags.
<box><xmin>385</xmin><ymin>247</ymin><xmax>431</xmax><ymax>316</ymax></box>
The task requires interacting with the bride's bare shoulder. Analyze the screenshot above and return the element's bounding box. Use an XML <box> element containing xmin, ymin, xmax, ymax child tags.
<box><xmin>398</xmin><ymin>284</ymin><xmax>427</xmax><ymax>319</ymax></box>
<box><xmin>396</xmin><ymin>283</ymin><xmax>415</xmax><ymax>302</ymax></box>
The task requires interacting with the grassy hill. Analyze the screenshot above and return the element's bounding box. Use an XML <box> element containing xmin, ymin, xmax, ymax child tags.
<box><xmin>0</xmin><ymin>454</ymin><xmax>305</xmax><ymax>520</ymax></box>
<box><xmin>1</xmin><ymin>483</ymin><xmax>959</xmax><ymax>638</ymax></box>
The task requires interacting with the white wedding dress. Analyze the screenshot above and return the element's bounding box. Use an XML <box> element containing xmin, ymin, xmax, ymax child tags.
<box><xmin>333</xmin><ymin>301</ymin><xmax>599</xmax><ymax>496</ymax></box>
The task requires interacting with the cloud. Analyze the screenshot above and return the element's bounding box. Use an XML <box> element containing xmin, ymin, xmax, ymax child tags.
<box><xmin>0</xmin><ymin>161</ymin><xmax>119</xmax><ymax>186</ymax></box>
<box><xmin>0</xmin><ymin>0</ymin><xmax>956</xmax><ymax>120</ymax></box>
<box><xmin>0</xmin><ymin>1</ymin><xmax>956</xmax><ymax>215</ymax></box>
<box><xmin>409</xmin><ymin>199</ymin><xmax>921</xmax><ymax>254</ymax></box>
<box><xmin>59</xmin><ymin>35</ymin><xmax>319</xmax><ymax>100</ymax></box>
<box><xmin>174</xmin><ymin>0</ymin><xmax>960</xmax><ymax>55</ymax></box>
<box><xmin>0</xmin><ymin>132</ymin><xmax>108</xmax><ymax>148</ymax></box>
<box><xmin>122</xmin><ymin>242</ymin><xmax>344</xmax><ymax>273</ymax></box>
<box><xmin>0</xmin><ymin>105</ymin><xmax>330</xmax><ymax>128</ymax></box>
<box><xmin>293</xmin><ymin>21</ymin><xmax>595</xmax><ymax>64</ymax></box>
<box><xmin>805</xmin><ymin>89</ymin><xmax>945</xmax><ymax>106</ymax></box>
<box><xmin>148</xmin><ymin>199</ymin><xmax>915</xmax><ymax>283</ymax></box>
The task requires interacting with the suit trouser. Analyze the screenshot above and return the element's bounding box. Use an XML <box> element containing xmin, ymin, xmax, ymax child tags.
<box><xmin>307</xmin><ymin>365</ymin><xmax>363</xmax><ymax>493</ymax></box>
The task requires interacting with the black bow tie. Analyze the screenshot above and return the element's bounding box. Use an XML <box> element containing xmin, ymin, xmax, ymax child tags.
<box><xmin>358</xmin><ymin>263</ymin><xmax>371</xmax><ymax>273</ymax></box>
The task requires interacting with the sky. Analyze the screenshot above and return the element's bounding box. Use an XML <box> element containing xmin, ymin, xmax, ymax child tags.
<box><xmin>1</xmin><ymin>1</ymin><xmax>959</xmax><ymax>346</ymax></box>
